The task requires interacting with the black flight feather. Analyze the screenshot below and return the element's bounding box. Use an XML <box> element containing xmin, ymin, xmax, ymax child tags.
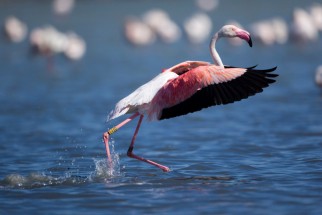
<box><xmin>159</xmin><ymin>66</ymin><xmax>278</xmax><ymax>120</ymax></box>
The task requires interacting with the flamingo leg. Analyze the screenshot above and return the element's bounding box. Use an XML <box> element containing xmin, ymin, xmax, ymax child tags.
<box><xmin>103</xmin><ymin>112</ymin><xmax>140</xmax><ymax>165</ymax></box>
<box><xmin>127</xmin><ymin>115</ymin><xmax>170</xmax><ymax>172</ymax></box>
<box><xmin>103</xmin><ymin>112</ymin><xmax>170</xmax><ymax>172</ymax></box>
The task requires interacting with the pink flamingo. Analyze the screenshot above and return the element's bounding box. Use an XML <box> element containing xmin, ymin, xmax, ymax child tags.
<box><xmin>103</xmin><ymin>25</ymin><xmax>278</xmax><ymax>172</ymax></box>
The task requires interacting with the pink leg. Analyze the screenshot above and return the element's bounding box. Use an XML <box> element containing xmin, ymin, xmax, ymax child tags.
<box><xmin>103</xmin><ymin>113</ymin><xmax>140</xmax><ymax>165</ymax></box>
<box><xmin>103</xmin><ymin>112</ymin><xmax>170</xmax><ymax>172</ymax></box>
<box><xmin>127</xmin><ymin>115</ymin><xmax>170</xmax><ymax>172</ymax></box>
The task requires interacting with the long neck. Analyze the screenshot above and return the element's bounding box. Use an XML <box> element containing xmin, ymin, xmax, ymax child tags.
<box><xmin>209</xmin><ymin>33</ymin><xmax>224</xmax><ymax>68</ymax></box>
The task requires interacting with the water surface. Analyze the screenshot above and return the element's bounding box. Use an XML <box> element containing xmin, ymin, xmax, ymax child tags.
<box><xmin>1</xmin><ymin>1</ymin><xmax>322</xmax><ymax>214</ymax></box>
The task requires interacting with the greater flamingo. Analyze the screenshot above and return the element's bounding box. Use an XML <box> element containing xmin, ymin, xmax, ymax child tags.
<box><xmin>103</xmin><ymin>25</ymin><xmax>278</xmax><ymax>172</ymax></box>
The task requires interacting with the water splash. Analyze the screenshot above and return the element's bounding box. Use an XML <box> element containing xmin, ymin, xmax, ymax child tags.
<box><xmin>91</xmin><ymin>139</ymin><xmax>122</xmax><ymax>181</ymax></box>
<box><xmin>0</xmin><ymin>158</ymin><xmax>122</xmax><ymax>189</ymax></box>
<box><xmin>0</xmin><ymin>141</ymin><xmax>123</xmax><ymax>189</ymax></box>
<box><xmin>0</xmin><ymin>172</ymin><xmax>87</xmax><ymax>189</ymax></box>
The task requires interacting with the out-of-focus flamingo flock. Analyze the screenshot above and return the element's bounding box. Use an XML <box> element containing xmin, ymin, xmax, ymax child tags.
<box><xmin>2</xmin><ymin>0</ymin><xmax>322</xmax><ymax>87</ymax></box>
<box><xmin>3</xmin><ymin>0</ymin><xmax>85</xmax><ymax>62</ymax></box>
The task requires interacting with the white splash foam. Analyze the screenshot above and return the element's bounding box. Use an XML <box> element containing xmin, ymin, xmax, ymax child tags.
<box><xmin>90</xmin><ymin>139</ymin><xmax>122</xmax><ymax>181</ymax></box>
<box><xmin>0</xmin><ymin>141</ymin><xmax>123</xmax><ymax>188</ymax></box>
<box><xmin>1</xmin><ymin>172</ymin><xmax>60</xmax><ymax>188</ymax></box>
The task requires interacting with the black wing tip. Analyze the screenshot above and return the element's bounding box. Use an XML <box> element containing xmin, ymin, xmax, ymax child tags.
<box><xmin>248</xmin><ymin>66</ymin><xmax>277</xmax><ymax>71</ymax></box>
<box><xmin>248</xmin><ymin>64</ymin><xmax>258</xmax><ymax>69</ymax></box>
<box><xmin>248</xmin><ymin>66</ymin><xmax>278</xmax><ymax>76</ymax></box>
<box><xmin>224</xmin><ymin>64</ymin><xmax>258</xmax><ymax>69</ymax></box>
<box><xmin>268</xmin><ymin>66</ymin><xmax>277</xmax><ymax>72</ymax></box>
<box><xmin>225</xmin><ymin>65</ymin><xmax>278</xmax><ymax>78</ymax></box>
<box><xmin>246</xmin><ymin>66</ymin><xmax>279</xmax><ymax>86</ymax></box>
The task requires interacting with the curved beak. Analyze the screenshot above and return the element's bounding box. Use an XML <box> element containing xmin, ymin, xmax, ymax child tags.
<box><xmin>236</xmin><ymin>29</ymin><xmax>252</xmax><ymax>48</ymax></box>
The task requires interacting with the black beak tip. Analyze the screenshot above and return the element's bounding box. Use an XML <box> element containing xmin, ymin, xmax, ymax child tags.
<box><xmin>248</xmin><ymin>36</ymin><xmax>253</xmax><ymax>47</ymax></box>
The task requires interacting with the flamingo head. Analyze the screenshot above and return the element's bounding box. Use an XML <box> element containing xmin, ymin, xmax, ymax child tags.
<box><xmin>218</xmin><ymin>25</ymin><xmax>252</xmax><ymax>47</ymax></box>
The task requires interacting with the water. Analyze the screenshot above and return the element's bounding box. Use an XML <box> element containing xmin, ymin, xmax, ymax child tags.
<box><xmin>1</xmin><ymin>0</ymin><xmax>322</xmax><ymax>214</ymax></box>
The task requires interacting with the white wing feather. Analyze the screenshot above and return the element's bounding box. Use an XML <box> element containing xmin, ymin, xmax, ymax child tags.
<box><xmin>107</xmin><ymin>71</ymin><xmax>178</xmax><ymax>121</ymax></box>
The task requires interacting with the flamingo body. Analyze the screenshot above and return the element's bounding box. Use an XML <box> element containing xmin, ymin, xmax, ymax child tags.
<box><xmin>108</xmin><ymin>62</ymin><xmax>277</xmax><ymax>121</ymax></box>
<box><xmin>103</xmin><ymin>25</ymin><xmax>278</xmax><ymax>172</ymax></box>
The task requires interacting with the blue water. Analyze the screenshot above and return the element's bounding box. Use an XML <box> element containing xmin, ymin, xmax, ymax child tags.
<box><xmin>1</xmin><ymin>1</ymin><xmax>322</xmax><ymax>214</ymax></box>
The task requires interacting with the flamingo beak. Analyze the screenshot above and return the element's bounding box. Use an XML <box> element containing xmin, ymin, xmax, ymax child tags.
<box><xmin>236</xmin><ymin>30</ymin><xmax>252</xmax><ymax>47</ymax></box>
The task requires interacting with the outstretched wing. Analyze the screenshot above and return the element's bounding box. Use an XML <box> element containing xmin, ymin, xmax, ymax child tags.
<box><xmin>158</xmin><ymin>66</ymin><xmax>278</xmax><ymax>120</ymax></box>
